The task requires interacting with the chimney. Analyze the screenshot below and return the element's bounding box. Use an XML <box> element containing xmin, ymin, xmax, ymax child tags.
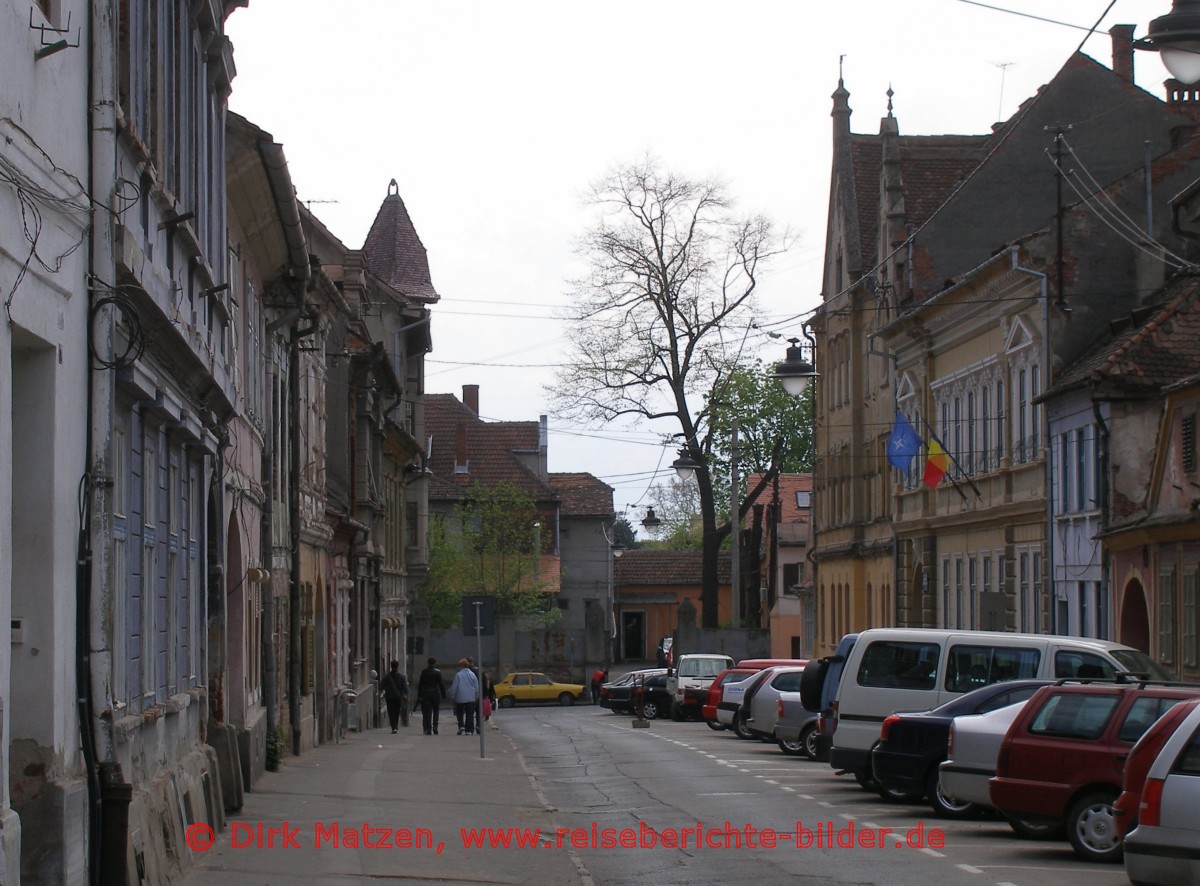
<box><xmin>454</xmin><ymin>423</ymin><xmax>469</xmax><ymax>474</ymax></box>
<box><xmin>1110</xmin><ymin>24</ymin><xmax>1135</xmax><ymax>83</ymax></box>
<box><xmin>463</xmin><ymin>384</ymin><xmax>479</xmax><ymax>415</ymax></box>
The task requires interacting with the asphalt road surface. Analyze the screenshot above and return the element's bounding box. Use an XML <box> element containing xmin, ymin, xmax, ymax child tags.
<box><xmin>497</xmin><ymin>703</ymin><xmax>1133</xmax><ymax>886</ymax></box>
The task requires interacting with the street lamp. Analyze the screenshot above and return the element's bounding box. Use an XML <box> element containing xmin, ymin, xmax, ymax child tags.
<box><xmin>1137</xmin><ymin>0</ymin><xmax>1200</xmax><ymax>85</ymax></box>
<box><xmin>640</xmin><ymin>507</ymin><xmax>662</xmax><ymax>531</ymax></box>
<box><xmin>671</xmin><ymin>448</ymin><xmax>702</xmax><ymax>483</ymax></box>
<box><xmin>772</xmin><ymin>324</ymin><xmax>819</xmax><ymax>397</ymax></box>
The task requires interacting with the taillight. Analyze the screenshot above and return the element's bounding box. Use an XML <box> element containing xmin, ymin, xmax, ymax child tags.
<box><xmin>830</xmin><ymin>700</ymin><xmax>840</xmax><ymax>734</ymax></box>
<box><xmin>778</xmin><ymin>698</ymin><xmax>785</xmax><ymax>719</ymax></box>
<box><xmin>1139</xmin><ymin>777</ymin><xmax>1166</xmax><ymax>828</ymax></box>
<box><xmin>880</xmin><ymin>714</ymin><xmax>899</xmax><ymax>743</ymax></box>
<box><xmin>947</xmin><ymin>723</ymin><xmax>955</xmax><ymax>758</ymax></box>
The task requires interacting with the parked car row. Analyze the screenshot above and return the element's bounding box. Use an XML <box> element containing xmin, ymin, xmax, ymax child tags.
<box><xmin>801</xmin><ymin>627</ymin><xmax>1200</xmax><ymax>882</ymax></box>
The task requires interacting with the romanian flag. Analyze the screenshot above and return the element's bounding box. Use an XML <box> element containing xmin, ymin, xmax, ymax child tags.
<box><xmin>922</xmin><ymin>437</ymin><xmax>951</xmax><ymax>488</ymax></box>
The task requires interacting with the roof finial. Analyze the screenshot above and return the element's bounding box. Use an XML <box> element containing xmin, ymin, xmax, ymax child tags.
<box><xmin>839</xmin><ymin>53</ymin><xmax>846</xmax><ymax>85</ymax></box>
<box><xmin>887</xmin><ymin>84</ymin><xmax>894</xmax><ymax>117</ymax></box>
<box><xmin>388</xmin><ymin>178</ymin><xmax>399</xmax><ymax>196</ymax></box>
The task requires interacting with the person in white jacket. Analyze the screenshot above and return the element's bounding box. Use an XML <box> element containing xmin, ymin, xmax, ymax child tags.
<box><xmin>449</xmin><ymin>658</ymin><xmax>480</xmax><ymax>735</ymax></box>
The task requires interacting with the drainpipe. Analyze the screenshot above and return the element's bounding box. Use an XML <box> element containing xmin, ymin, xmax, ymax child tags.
<box><xmin>85</xmin><ymin>0</ymin><xmax>132</xmax><ymax>882</ymax></box>
<box><xmin>256</xmin><ymin>141</ymin><xmax>311</xmax><ymax>754</ymax></box>
<box><xmin>1093</xmin><ymin>401</ymin><xmax>1112</xmax><ymax>638</ymax></box>
<box><xmin>1011</xmin><ymin>248</ymin><xmax>1055</xmax><ymax>633</ymax></box>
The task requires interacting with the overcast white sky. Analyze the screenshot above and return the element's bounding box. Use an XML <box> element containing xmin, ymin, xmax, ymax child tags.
<box><xmin>225</xmin><ymin>0</ymin><xmax>1176</xmax><ymax>523</ymax></box>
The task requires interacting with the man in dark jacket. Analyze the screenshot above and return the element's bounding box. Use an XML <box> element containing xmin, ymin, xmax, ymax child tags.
<box><xmin>416</xmin><ymin>657</ymin><xmax>445</xmax><ymax>735</ymax></box>
<box><xmin>382</xmin><ymin>661</ymin><xmax>409</xmax><ymax>733</ymax></box>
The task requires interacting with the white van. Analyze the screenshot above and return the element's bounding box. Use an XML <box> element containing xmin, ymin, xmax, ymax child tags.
<box><xmin>826</xmin><ymin>628</ymin><xmax>1171</xmax><ymax>780</ymax></box>
<box><xmin>667</xmin><ymin>653</ymin><xmax>734</xmax><ymax>720</ymax></box>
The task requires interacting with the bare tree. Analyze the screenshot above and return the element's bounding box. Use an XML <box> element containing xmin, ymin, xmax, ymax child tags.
<box><xmin>549</xmin><ymin>158</ymin><xmax>787</xmax><ymax>627</ymax></box>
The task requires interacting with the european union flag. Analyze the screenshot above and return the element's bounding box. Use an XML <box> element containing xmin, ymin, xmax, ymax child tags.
<box><xmin>887</xmin><ymin>413</ymin><xmax>922</xmax><ymax>472</ymax></box>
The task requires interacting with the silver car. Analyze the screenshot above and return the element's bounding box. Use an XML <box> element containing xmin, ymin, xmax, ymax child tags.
<box><xmin>738</xmin><ymin>666</ymin><xmax>805</xmax><ymax>741</ymax></box>
<box><xmin>938</xmin><ymin>699</ymin><xmax>1061</xmax><ymax>840</ymax></box>
<box><xmin>938</xmin><ymin>701</ymin><xmax>1027</xmax><ymax>808</ymax></box>
<box><xmin>1124</xmin><ymin>700</ymin><xmax>1200</xmax><ymax>885</ymax></box>
<box><xmin>774</xmin><ymin>692</ymin><xmax>820</xmax><ymax>757</ymax></box>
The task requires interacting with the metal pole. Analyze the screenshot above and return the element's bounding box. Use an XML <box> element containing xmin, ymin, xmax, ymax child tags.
<box><xmin>473</xmin><ymin>601</ymin><xmax>485</xmax><ymax>758</ymax></box>
<box><xmin>731</xmin><ymin>417</ymin><xmax>740</xmax><ymax>629</ymax></box>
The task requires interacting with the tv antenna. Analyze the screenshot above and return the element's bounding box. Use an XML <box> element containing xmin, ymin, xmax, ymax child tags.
<box><xmin>993</xmin><ymin>61</ymin><xmax>1014</xmax><ymax>123</ymax></box>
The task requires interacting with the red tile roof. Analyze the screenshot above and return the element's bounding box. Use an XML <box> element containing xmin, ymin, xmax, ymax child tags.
<box><xmin>548</xmin><ymin>473</ymin><xmax>614</xmax><ymax>517</ymax></box>
<box><xmin>424</xmin><ymin>393</ymin><xmax>553</xmax><ymax>500</ymax></box>
<box><xmin>362</xmin><ymin>180</ymin><xmax>439</xmax><ymax>303</ymax></box>
<box><xmin>1051</xmin><ymin>273</ymin><xmax>1200</xmax><ymax>396</ymax></box>
<box><xmin>614</xmin><ymin>549</ymin><xmax>731</xmax><ymax>585</ymax></box>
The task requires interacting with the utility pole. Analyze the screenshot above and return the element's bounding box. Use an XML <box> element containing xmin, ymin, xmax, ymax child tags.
<box><xmin>730</xmin><ymin>417</ymin><xmax>739</xmax><ymax>629</ymax></box>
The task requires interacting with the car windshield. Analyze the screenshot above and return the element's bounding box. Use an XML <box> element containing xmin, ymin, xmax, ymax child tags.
<box><xmin>1111</xmin><ymin>649</ymin><xmax>1175</xmax><ymax>681</ymax></box>
<box><xmin>679</xmin><ymin>658</ymin><xmax>728</xmax><ymax>678</ymax></box>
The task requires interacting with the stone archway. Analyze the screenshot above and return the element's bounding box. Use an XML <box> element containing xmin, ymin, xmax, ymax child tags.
<box><xmin>1120</xmin><ymin>580</ymin><xmax>1150</xmax><ymax>653</ymax></box>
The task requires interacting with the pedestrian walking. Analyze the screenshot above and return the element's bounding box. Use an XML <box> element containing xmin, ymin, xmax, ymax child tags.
<box><xmin>449</xmin><ymin>658</ymin><xmax>480</xmax><ymax>735</ymax></box>
<box><xmin>381</xmin><ymin>660</ymin><xmax>410</xmax><ymax>733</ymax></box>
<box><xmin>481</xmin><ymin>671</ymin><xmax>497</xmax><ymax>722</ymax></box>
<box><xmin>416</xmin><ymin>656</ymin><xmax>445</xmax><ymax>735</ymax></box>
<box><xmin>590</xmin><ymin>667</ymin><xmax>608</xmax><ymax>705</ymax></box>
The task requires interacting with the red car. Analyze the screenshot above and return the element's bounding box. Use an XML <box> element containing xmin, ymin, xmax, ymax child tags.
<box><xmin>990</xmin><ymin>679</ymin><xmax>1200</xmax><ymax>863</ymax></box>
<box><xmin>702</xmin><ymin>668</ymin><xmax>756</xmax><ymax>730</ymax></box>
<box><xmin>1112</xmin><ymin>697</ymin><xmax>1200</xmax><ymax>837</ymax></box>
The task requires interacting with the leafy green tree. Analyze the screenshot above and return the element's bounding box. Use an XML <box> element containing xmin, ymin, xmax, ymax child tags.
<box><xmin>706</xmin><ymin>358</ymin><xmax>814</xmax><ymax>516</ymax></box>
<box><xmin>422</xmin><ymin>483</ymin><xmax>557</xmax><ymax>629</ymax></box>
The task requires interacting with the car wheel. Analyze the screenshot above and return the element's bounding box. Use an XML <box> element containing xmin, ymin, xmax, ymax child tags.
<box><xmin>732</xmin><ymin>712</ymin><xmax>754</xmax><ymax>740</ymax></box>
<box><xmin>801</xmin><ymin>724</ymin><xmax>819</xmax><ymax>759</ymax></box>
<box><xmin>926</xmin><ymin>768</ymin><xmax>980</xmax><ymax>819</ymax></box>
<box><xmin>876</xmin><ymin>782</ymin><xmax>923</xmax><ymax>803</ymax></box>
<box><xmin>558</xmin><ymin>692</ymin><xmax>576</xmax><ymax>706</ymax></box>
<box><xmin>706</xmin><ymin>719</ymin><xmax>724</xmax><ymax>731</ymax></box>
<box><xmin>640</xmin><ymin>699</ymin><xmax>660</xmax><ymax>720</ymax></box>
<box><xmin>1004</xmin><ymin>814</ymin><xmax>1064</xmax><ymax>841</ymax></box>
<box><xmin>1067</xmin><ymin>790</ymin><xmax>1123</xmax><ymax>863</ymax></box>
<box><xmin>777</xmin><ymin>735</ymin><xmax>806</xmax><ymax>756</ymax></box>
<box><xmin>854</xmin><ymin>769</ymin><xmax>879</xmax><ymax>791</ymax></box>
<box><xmin>498</xmin><ymin>695</ymin><xmax>515</xmax><ymax>709</ymax></box>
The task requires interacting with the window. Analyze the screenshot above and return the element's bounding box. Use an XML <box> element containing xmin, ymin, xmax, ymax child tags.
<box><xmin>982</xmin><ymin>387</ymin><xmax>992</xmax><ymax>471</ymax></box>
<box><xmin>857</xmin><ymin>641</ymin><xmax>939</xmax><ymax>690</ymax></box>
<box><xmin>1185</xmin><ymin>569</ymin><xmax>1198</xmax><ymax>669</ymax></box>
<box><xmin>1060</xmin><ymin>432</ymin><xmax>1073</xmax><ymax>513</ymax></box>
<box><xmin>967</xmin><ymin>391</ymin><xmax>977</xmax><ymax>474</ymax></box>
<box><xmin>1184</xmin><ymin>413</ymin><xmax>1197</xmax><ymax>474</ymax></box>
<box><xmin>1019</xmin><ymin>552</ymin><xmax>1030</xmax><ymax>633</ymax></box>
<box><xmin>1161</xmin><ymin>564</ymin><xmax>1178</xmax><ymax>665</ymax></box>
<box><xmin>1054</xmin><ymin>651</ymin><xmax>1117</xmax><ymax>679</ymax></box>
<box><xmin>945</xmin><ymin>645</ymin><xmax>1041</xmax><ymax>692</ymax></box>
<box><xmin>1030</xmin><ymin>693</ymin><xmax>1119</xmax><ymax>740</ymax></box>
<box><xmin>1118</xmin><ymin>697</ymin><xmax>1185</xmax><ymax>744</ymax></box>
<box><xmin>1076</xmin><ymin>426</ymin><xmax>1088</xmax><ymax>511</ymax></box>
<box><xmin>1017</xmin><ymin>368</ymin><xmax>1028</xmax><ymax>463</ymax></box>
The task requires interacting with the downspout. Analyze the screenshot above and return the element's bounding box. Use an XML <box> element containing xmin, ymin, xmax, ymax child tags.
<box><xmin>1011</xmin><ymin>248</ymin><xmax>1055</xmax><ymax>633</ymax></box>
<box><xmin>1092</xmin><ymin>400</ymin><xmax>1112</xmax><ymax>639</ymax></box>
<box><xmin>85</xmin><ymin>1</ymin><xmax>132</xmax><ymax>883</ymax></box>
<box><xmin>257</xmin><ymin>141</ymin><xmax>311</xmax><ymax>755</ymax></box>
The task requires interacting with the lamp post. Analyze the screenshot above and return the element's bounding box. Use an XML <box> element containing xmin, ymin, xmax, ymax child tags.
<box><xmin>1136</xmin><ymin>0</ymin><xmax>1200</xmax><ymax>85</ymax></box>
<box><xmin>771</xmin><ymin>324</ymin><xmax>818</xmax><ymax>398</ymax></box>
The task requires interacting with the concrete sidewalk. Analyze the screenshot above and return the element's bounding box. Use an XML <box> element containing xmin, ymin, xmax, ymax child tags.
<box><xmin>180</xmin><ymin>714</ymin><xmax>584</xmax><ymax>886</ymax></box>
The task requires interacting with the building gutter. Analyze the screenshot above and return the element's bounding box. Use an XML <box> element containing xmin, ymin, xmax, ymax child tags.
<box><xmin>1010</xmin><ymin>247</ymin><xmax>1056</xmax><ymax>633</ymax></box>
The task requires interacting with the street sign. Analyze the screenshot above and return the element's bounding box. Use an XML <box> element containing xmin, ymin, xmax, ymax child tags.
<box><xmin>461</xmin><ymin>595</ymin><xmax>496</xmax><ymax>636</ymax></box>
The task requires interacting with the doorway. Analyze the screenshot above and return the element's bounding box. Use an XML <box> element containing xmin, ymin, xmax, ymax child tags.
<box><xmin>621</xmin><ymin>611</ymin><xmax>645</xmax><ymax>662</ymax></box>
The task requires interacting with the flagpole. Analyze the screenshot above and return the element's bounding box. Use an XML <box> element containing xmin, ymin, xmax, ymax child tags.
<box><xmin>917</xmin><ymin>415</ymin><xmax>981</xmax><ymax>501</ymax></box>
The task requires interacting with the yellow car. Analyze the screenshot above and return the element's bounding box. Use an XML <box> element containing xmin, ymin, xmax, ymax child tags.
<box><xmin>493</xmin><ymin>672</ymin><xmax>585</xmax><ymax>707</ymax></box>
